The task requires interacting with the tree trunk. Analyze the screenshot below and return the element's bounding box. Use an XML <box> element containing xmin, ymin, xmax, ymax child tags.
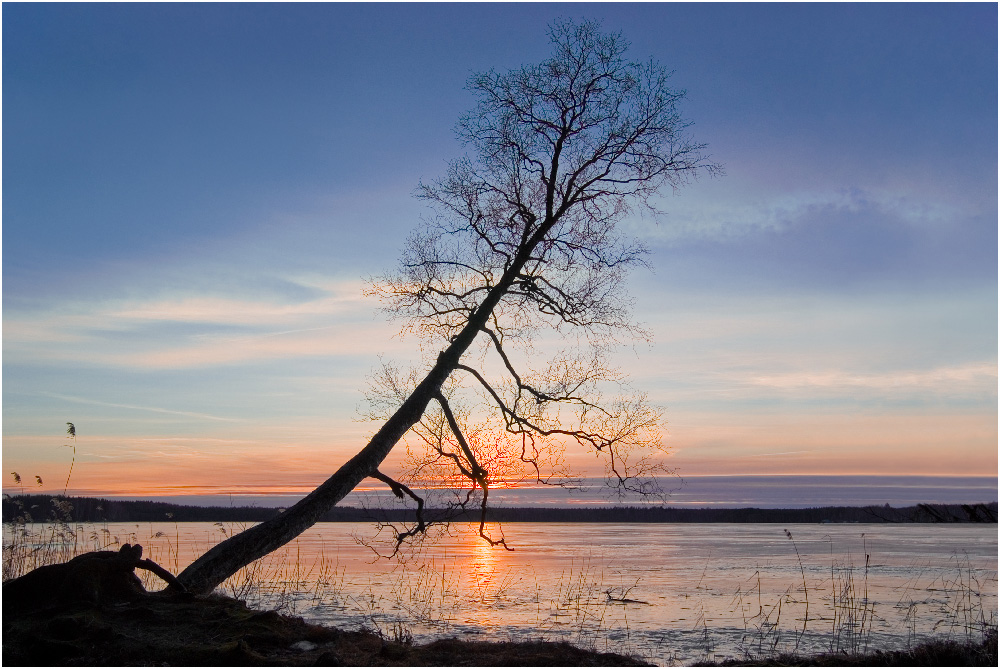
<box><xmin>176</xmin><ymin>238</ymin><xmax>546</xmax><ymax>594</ymax></box>
<box><xmin>175</xmin><ymin>362</ymin><xmax>446</xmax><ymax>594</ymax></box>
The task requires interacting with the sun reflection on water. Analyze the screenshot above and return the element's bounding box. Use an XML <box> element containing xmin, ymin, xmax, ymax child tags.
<box><xmin>461</xmin><ymin>523</ymin><xmax>519</xmax><ymax>627</ymax></box>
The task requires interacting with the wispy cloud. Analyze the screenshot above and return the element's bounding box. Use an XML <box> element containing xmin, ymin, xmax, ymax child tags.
<box><xmin>106</xmin><ymin>279</ymin><xmax>368</xmax><ymax>325</ymax></box>
<box><xmin>747</xmin><ymin>362</ymin><xmax>997</xmax><ymax>395</ymax></box>
<box><xmin>631</xmin><ymin>185</ymin><xmax>971</xmax><ymax>246</ymax></box>
<box><xmin>34</xmin><ymin>392</ymin><xmax>240</xmax><ymax>422</ymax></box>
<box><xmin>106</xmin><ymin>322</ymin><xmax>404</xmax><ymax>369</ymax></box>
<box><xmin>3</xmin><ymin>275</ymin><xmax>409</xmax><ymax>369</ymax></box>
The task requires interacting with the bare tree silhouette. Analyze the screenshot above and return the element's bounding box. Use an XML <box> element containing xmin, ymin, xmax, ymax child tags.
<box><xmin>177</xmin><ymin>18</ymin><xmax>718</xmax><ymax>595</ymax></box>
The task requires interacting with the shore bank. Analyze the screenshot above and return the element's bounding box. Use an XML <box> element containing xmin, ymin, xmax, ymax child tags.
<box><xmin>697</xmin><ymin>632</ymin><xmax>998</xmax><ymax>666</ymax></box>
<box><xmin>3</xmin><ymin>590</ymin><xmax>995</xmax><ymax>666</ymax></box>
<box><xmin>2</xmin><ymin>591</ymin><xmax>647</xmax><ymax>666</ymax></box>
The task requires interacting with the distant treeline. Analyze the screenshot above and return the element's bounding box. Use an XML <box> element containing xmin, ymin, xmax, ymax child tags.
<box><xmin>3</xmin><ymin>494</ymin><xmax>996</xmax><ymax>525</ymax></box>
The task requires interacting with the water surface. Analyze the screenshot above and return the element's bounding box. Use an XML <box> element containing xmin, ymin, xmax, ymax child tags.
<box><xmin>11</xmin><ymin>521</ymin><xmax>997</xmax><ymax>664</ymax></box>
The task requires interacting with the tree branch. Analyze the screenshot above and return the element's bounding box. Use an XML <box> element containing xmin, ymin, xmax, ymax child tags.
<box><xmin>360</xmin><ymin>470</ymin><xmax>433</xmax><ymax>557</ymax></box>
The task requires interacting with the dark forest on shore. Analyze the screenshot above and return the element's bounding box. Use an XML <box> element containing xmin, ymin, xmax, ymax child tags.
<box><xmin>4</xmin><ymin>494</ymin><xmax>996</xmax><ymax>525</ymax></box>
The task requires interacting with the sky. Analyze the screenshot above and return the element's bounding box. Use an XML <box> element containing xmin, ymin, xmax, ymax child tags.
<box><xmin>3</xmin><ymin>3</ymin><xmax>997</xmax><ymax>502</ymax></box>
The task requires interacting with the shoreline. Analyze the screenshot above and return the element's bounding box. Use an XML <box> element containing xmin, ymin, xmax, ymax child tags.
<box><xmin>3</xmin><ymin>590</ymin><xmax>995</xmax><ymax>667</ymax></box>
<box><xmin>4</xmin><ymin>494</ymin><xmax>997</xmax><ymax>525</ymax></box>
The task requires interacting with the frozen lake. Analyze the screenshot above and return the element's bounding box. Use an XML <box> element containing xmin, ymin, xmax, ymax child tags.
<box><xmin>7</xmin><ymin>521</ymin><xmax>997</xmax><ymax>665</ymax></box>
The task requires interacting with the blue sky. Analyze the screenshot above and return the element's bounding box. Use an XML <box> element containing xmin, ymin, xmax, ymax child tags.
<box><xmin>3</xmin><ymin>3</ymin><xmax>996</xmax><ymax>498</ymax></box>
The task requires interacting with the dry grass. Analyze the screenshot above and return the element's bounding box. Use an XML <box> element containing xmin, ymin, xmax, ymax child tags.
<box><xmin>713</xmin><ymin>535</ymin><xmax>996</xmax><ymax>667</ymax></box>
<box><xmin>698</xmin><ymin>630</ymin><xmax>998</xmax><ymax>666</ymax></box>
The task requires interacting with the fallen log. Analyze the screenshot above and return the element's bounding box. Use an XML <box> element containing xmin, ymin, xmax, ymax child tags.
<box><xmin>2</xmin><ymin>543</ymin><xmax>185</xmax><ymax>614</ymax></box>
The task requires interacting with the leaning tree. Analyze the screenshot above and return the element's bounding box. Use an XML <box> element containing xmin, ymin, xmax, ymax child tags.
<box><xmin>176</xmin><ymin>18</ymin><xmax>717</xmax><ymax>594</ymax></box>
